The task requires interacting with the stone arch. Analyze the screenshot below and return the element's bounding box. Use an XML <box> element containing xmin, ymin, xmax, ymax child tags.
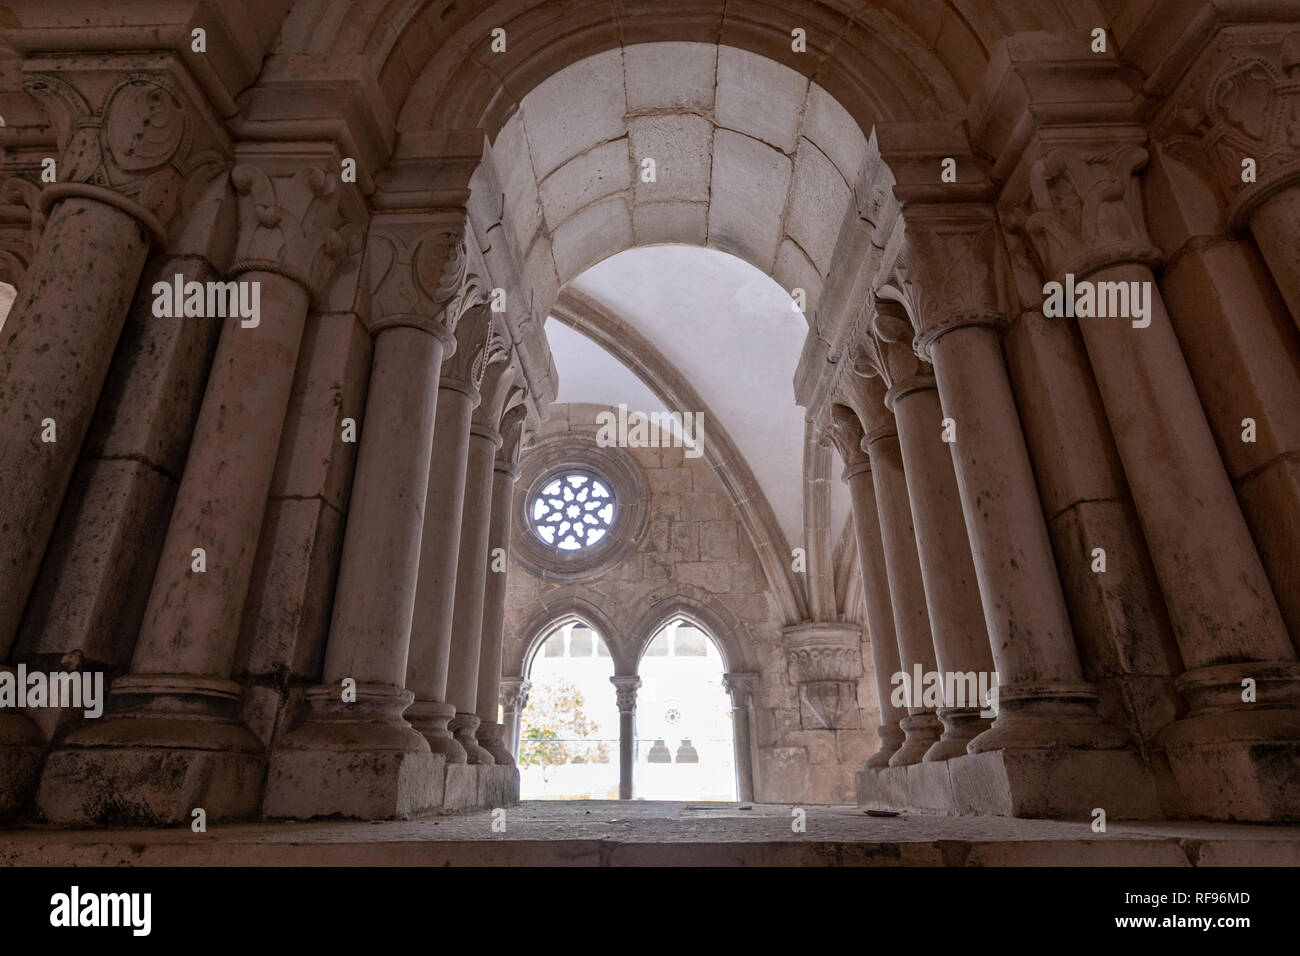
<box><xmin>512</xmin><ymin>589</ymin><xmax>628</xmax><ymax>677</ymax></box>
<box><xmin>625</xmin><ymin>588</ymin><xmax>755</xmax><ymax>677</ymax></box>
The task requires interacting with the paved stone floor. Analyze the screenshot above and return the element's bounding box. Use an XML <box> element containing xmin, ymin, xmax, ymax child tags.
<box><xmin>3</xmin><ymin>801</ymin><xmax>1299</xmax><ymax>866</ymax></box>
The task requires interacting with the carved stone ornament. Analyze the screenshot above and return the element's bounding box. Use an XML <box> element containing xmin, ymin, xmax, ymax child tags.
<box><xmin>366</xmin><ymin>218</ymin><xmax>486</xmax><ymax>347</ymax></box>
<box><xmin>1158</xmin><ymin>29</ymin><xmax>1300</xmax><ymax>224</ymax></box>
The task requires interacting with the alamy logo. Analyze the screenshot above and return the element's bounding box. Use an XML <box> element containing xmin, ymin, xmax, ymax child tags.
<box><xmin>50</xmin><ymin>886</ymin><xmax>151</xmax><ymax>936</ymax></box>
<box><xmin>1042</xmin><ymin>273</ymin><xmax>1151</xmax><ymax>328</ymax></box>
<box><xmin>595</xmin><ymin>403</ymin><xmax>705</xmax><ymax>459</ymax></box>
<box><xmin>890</xmin><ymin>665</ymin><xmax>999</xmax><ymax>717</ymax></box>
<box><xmin>152</xmin><ymin>273</ymin><xmax>261</xmax><ymax>328</ymax></box>
<box><xmin>0</xmin><ymin>665</ymin><xmax>104</xmax><ymax>718</ymax></box>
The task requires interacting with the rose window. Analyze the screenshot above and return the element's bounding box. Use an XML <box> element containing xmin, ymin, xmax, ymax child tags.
<box><xmin>529</xmin><ymin>471</ymin><xmax>616</xmax><ymax>551</ymax></box>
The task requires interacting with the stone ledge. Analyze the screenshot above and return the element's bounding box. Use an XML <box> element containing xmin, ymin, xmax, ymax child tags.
<box><xmin>858</xmin><ymin>749</ymin><xmax>1162</xmax><ymax>819</ymax></box>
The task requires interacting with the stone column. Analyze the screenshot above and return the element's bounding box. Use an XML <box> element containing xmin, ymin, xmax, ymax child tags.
<box><xmin>891</xmin><ymin>206</ymin><xmax>1135</xmax><ymax>771</ymax></box>
<box><xmin>264</xmin><ymin>217</ymin><xmax>481</xmax><ymax>820</ymax></box>
<box><xmin>406</xmin><ymin>304</ymin><xmax>494</xmax><ymax>761</ymax></box>
<box><xmin>722</xmin><ymin>672</ymin><xmax>758</xmax><ymax>802</ymax></box>
<box><xmin>861</xmin><ymin>302</ymin><xmax>995</xmax><ymax>759</ymax></box>
<box><xmin>446</xmin><ymin>340</ymin><xmax>515</xmax><ymax>765</ymax></box>
<box><xmin>611</xmin><ymin>675</ymin><xmax>641</xmax><ymax>800</ymax></box>
<box><xmin>38</xmin><ymin>157</ymin><xmax>349</xmax><ymax>826</ymax></box>
<box><xmin>1016</xmin><ymin>135</ymin><xmax>1300</xmax><ymax>819</ymax></box>
<box><xmin>499</xmin><ymin>677</ymin><xmax>531</xmax><ymax>760</ymax></box>
<box><xmin>839</xmin><ymin>369</ymin><xmax>940</xmax><ymax>766</ymax></box>
<box><xmin>0</xmin><ymin>69</ymin><xmax>220</xmax><ymax>661</ymax></box>
<box><xmin>475</xmin><ymin>406</ymin><xmax>528</xmax><ymax>765</ymax></box>
<box><xmin>825</xmin><ymin>404</ymin><xmax>905</xmax><ymax>767</ymax></box>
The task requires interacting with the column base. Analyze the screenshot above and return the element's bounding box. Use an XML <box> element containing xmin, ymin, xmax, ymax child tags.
<box><xmin>924</xmin><ymin>707</ymin><xmax>992</xmax><ymax>762</ymax></box>
<box><xmin>37</xmin><ymin>713</ymin><xmax>264</xmax><ymax>827</ymax></box>
<box><xmin>450</xmin><ymin>712</ymin><xmax>494</xmax><ymax>765</ymax></box>
<box><xmin>864</xmin><ymin>723</ymin><xmax>904</xmax><ymax>769</ymax></box>
<box><xmin>0</xmin><ymin>709</ymin><xmax>43</xmax><ymax>821</ymax></box>
<box><xmin>263</xmin><ymin>682</ymin><xmax>440</xmax><ymax>821</ymax></box>
<box><xmin>476</xmin><ymin>720</ymin><xmax>515</xmax><ymax>766</ymax></box>
<box><xmin>888</xmin><ymin>712</ymin><xmax>941</xmax><ymax>766</ymax></box>
<box><xmin>1158</xmin><ymin>662</ymin><xmax>1300</xmax><ymax>822</ymax></box>
<box><xmin>407</xmin><ymin>698</ymin><xmax>467</xmax><ymax>764</ymax></box>
<box><xmin>967</xmin><ymin>681</ymin><xmax>1130</xmax><ymax>752</ymax></box>
<box><xmin>858</xmin><ymin>747</ymin><xmax>1160</xmax><ymax>819</ymax></box>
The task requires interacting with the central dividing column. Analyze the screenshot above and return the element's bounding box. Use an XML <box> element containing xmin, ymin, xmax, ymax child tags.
<box><xmin>264</xmin><ymin>215</ymin><xmax>476</xmax><ymax>820</ymax></box>
<box><xmin>476</xmin><ymin>406</ymin><xmax>529</xmax><ymax>765</ymax></box>
<box><xmin>722</xmin><ymin>672</ymin><xmax>758</xmax><ymax>801</ymax></box>
<box><xmin>406</xmin><ymin>305</ymin><xmax>494</xmax><ymax>761</ymax></box>
<box><xmin>611</xmin><ymin>675</ymin><xmax>641</xmax><ymax>800</ymax></box>
<box><xmin>824</xmin><ymin>405</ymin><xmax>905</xmax><ymax>767</ymax></box>
<box><xmin>38</xmin><ymin>157</ymin><xmax>348</xmax><ymax>826</ymax></box>
<box><xmin>445</xmin><ymin>342</ymin><xmax>514</xmax><ymax>765</ymax></box>
<box><xmin>499</xmin><ymin>678</ymin><xmax>532</xmax><ymax>761</ymax></box>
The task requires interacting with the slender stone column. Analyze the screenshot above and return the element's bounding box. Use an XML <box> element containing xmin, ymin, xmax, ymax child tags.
<box><xmin>0</xmin><ymin>69</ymin><xmax>221</xmax><ymax>662</ymax></box>
<box><xmin>447</xmin><ymin>341</ymin><xmax>515</xmax><ymax>764</ymax></box>
<box><xmin>863</xmin><ymin>303</ymin><xmax>995</xmax><ymax>760</ymax></box>
<box><xmin>840</xmin><ymin>367</ymin><xmax>940</xmax><ymax>765</ymax></box>
<box><xmin>406</xmin><ymin>304</ymin><xmax>494</xmax><ymax>761</ymax></box>
<box><xmin>264</xmin><ymin>218</ymin><xmax>480</xmax><ymax>820</ymax></box>
<box><xmin>476</xmin><ymin>406</ymin><xmax>529</xmax><ymax>765</ymax></box>
<box><xmin>38</xmin><ymin>159</ymin><xmax>348</xmax><ymax>826</ymax></box>
<box><xmin>722</xmin><ymin>672</ymin><xmax>758</xmax><ymax>802</ymax></box>
<box><xmin>611</xmin><ymin>675</ymin><xmax>641</xmax><ymax>800</ymax></box>
<box><xmin>499</xmin><ymin>677</ymin><xmax>531</xmax><ymax>760</ymax></box>
<box><xmin>825</xmin><ymin>405</ymin><xmax>906</xmax><ymax>768</ymax></box>
<box><xmin>1017</xmin><ymin>137</ymin><xmax>1300</xmax><ymax>819</ymax></box>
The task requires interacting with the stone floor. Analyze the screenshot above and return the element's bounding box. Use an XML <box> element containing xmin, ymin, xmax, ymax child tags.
<box><xmin>3</xmin><ymin>801</ymin><xmax>1299</xmax><ymax>866</ymax></box>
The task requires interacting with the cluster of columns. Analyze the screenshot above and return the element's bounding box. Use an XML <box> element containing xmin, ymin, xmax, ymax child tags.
<box><xmin>0</xmin><ymin>58</ymin><xmax>535</xmax><ymax>821</ymax></box>
<box><xmin>825</xmin><ymin>35</ymin><xmax>1300</xmax><ymax>816</ymax></box>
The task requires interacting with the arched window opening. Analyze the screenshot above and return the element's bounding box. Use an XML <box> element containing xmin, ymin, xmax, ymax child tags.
<box><xmin>635</xmin><ymin>619</ymin><xmax>736</xmax><ymax>801</ymax></box>
<box><xmin>519</xmin><ymin>620</ymin><xmax>618</xmax><ymax>799</ymax></box>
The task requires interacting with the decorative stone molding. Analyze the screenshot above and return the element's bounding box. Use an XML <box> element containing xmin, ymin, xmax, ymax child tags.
<box><xmin>229</xmin><ymin>162</ymin><xmax>348</xmax><ymax>302</ymax></box>
<box><xmin>510</xmin><ymin>432</ymin><xmax>651</xmax><ymax>583</ymax></box>
<box><xmin>470</xmin><ymin>327</ymin><xmax>516</xmax><ymax>433</ymax></box>
<box><xmin>1013</xmin><ymin>136</ymin><xmax>1162</xmax><ymax>280</ymax></box>
<box><xmin>1155</xmin><ymin>28</ymin><xmax>1300</xmax><ymax>226</ymax></box>
<box><xmin>783</xmin><ymin>622</ymin><xmax>863</xmax><ymax>730</ymax></box>
<box><xmin>363</xmin><ymin>212</ymin><xmax>486</xmax><ymax>348</ymax></box>
<box><xmin>610</xmin><ymin>675</ymin><xmax>642</xmax><ymax>714</ymax></box>
<box><xmin>23</xmin><ymin>65</ymin><xmax>227</xmax><ymax>243</ymax></box>
<box><xmin>891</xmin><ymin>205</ymin><xmax>1007</xmax><ymax>360</ymax></box>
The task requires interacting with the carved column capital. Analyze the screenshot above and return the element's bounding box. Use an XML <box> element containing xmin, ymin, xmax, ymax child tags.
<box><xmin>439</xmin><ymin>303</ymin><xmax>498</xmax><ymax>401</ymax></box>
<box><xmin>892</xmin><ymin>205</ymin><xmax>1008</xmax><ymax>361</ymax></box>
<box><xmin>839</xmin><ymin>345</ymin><xmax>896</xmax><ymax>446</ymax></box>
<box><xmin>472</xmin><ymin>333</ymin><xmax>518</xmax><ymax>432</ymax></box>
<box><xmin>495</xmin><ymin>403</ymin><xmax>530</xmax><ymax>477</ymax></box>
<box><xmin>1155</xmin><ymin>27</ymin><xmax>1300</xmax><ymax>227</ymax></box>
<box><xmin>499</xmin><ymin>677</ymin><xmax>531</xmax><ymax>712</ymax></box>
<box><xmin>824</xmin><ymin>403</ymin><xmax>872</xmax><ymax>481</ymax></box>
<box><xmin>1009</xmin><ymin>135</ymin><xmax>1161</xmax><ymax>281</ymax></box>
<box><xmin>229</xmin><ymin>162</ymin><xmax>352</xmax><ymax>303</ymax></box>
<box><xmin>782</xmin><ymin>623</ymin><xmax>863</xmax><ymax>730</ymax></box>
<box><xmin>610</xmin><ymin>675</ymin><xmax>642</xmax><ymax>714</ymax></box>
<box><xmin>721</xmin><ymin>672</ymin><xmax>758</xmax><ymax>709</ymax></box>
<box><xmin>363</xmin><ymin>212</ymin><xmax>486</xmax><ymax>348</ymax></box>
<box><xmin>23</xmin><ymin>63</ymin><xmax>228</xmax><ymax>244</ymax></box>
